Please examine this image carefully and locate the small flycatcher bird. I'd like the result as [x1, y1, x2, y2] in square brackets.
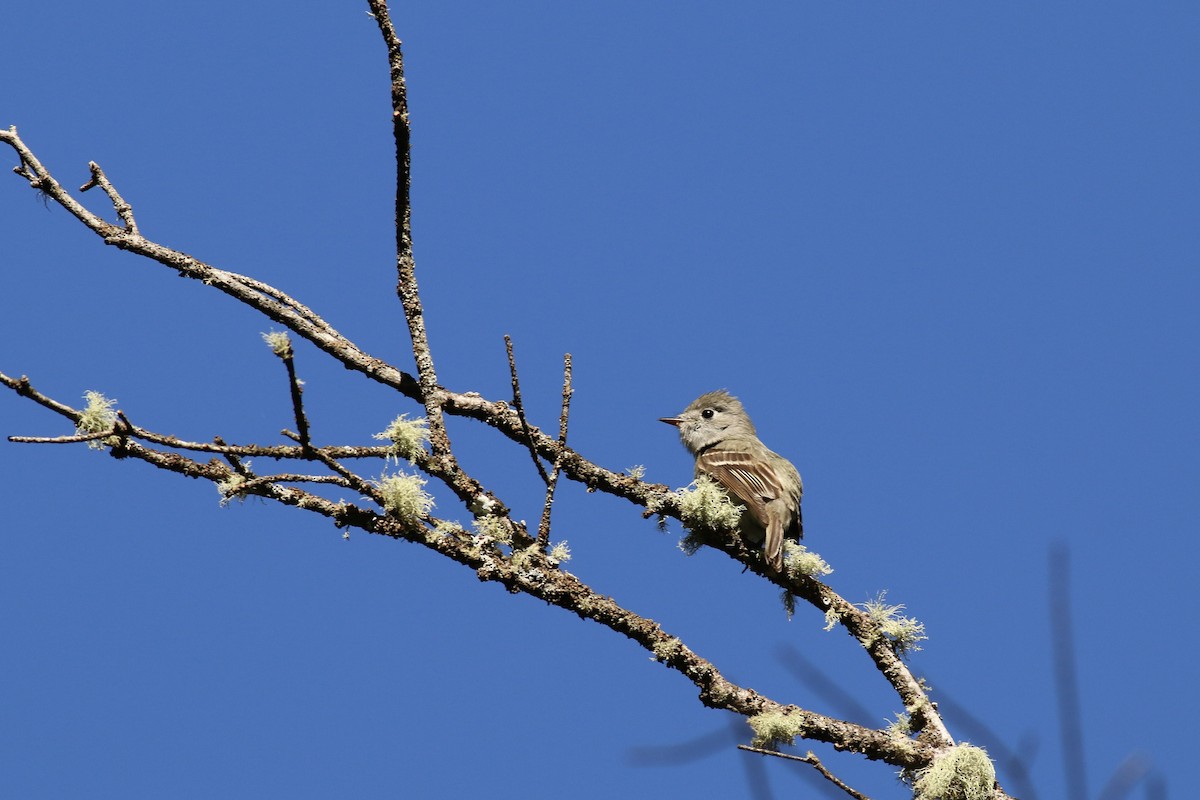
[660, 390, 803, 574]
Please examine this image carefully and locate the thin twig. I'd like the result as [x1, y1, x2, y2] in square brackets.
[738, 746, 871, 800]
[9, 430, 113, 445]
[212, 435, 253, 478]
[228, 272, 342, 339]
[282, 429, 385, 508]
[79, 161, 138, 234]
[0, 128, 619, 519]
[0, 128, 411, 405]
[537, 353, 573, 547]
[282, 352, 312, 451]
[505, 335, 550, 485]
[232, 473, 356, 495]
[366, 0, 452, 460]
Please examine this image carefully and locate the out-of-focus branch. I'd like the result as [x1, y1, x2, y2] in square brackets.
[1051, 544, 1089, 800]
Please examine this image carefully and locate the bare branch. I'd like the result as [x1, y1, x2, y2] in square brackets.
[297, 434, 388, 509]
[365, 0, 452, 458]
[537, 353, 573, 547]
[738, 746, 871, 800]
[1, 126, 117, 234]
[9, 430, 115, 445]
[279, 343, 313, 451]
[79, 161, 138, 234]
[2, 127, 646, 521]
[231, 473, 357, 495]
[505, 334, 550, 485]
[0, 371, 85, 421]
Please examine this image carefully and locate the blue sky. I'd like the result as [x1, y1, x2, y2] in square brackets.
[2, 3, 1195, 798]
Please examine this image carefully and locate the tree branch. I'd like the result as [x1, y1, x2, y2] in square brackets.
[738, 746, 871, 800]
[504, 334, 551, 485]
[365, 0, 452, 458]
[0, 370, 934, 771]
[537, 353, 573, 547]
[0, 4, 1021, 791]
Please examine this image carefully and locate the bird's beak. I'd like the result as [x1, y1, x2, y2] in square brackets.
[659, 416, 682, 427]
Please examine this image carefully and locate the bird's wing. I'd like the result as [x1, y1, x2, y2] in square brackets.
[695, 449, 782, 529]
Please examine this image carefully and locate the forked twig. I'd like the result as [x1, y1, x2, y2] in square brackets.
[505, 335, 550, 485]
[537, 354, 573, 547]
[80, 161, 138, 234]
[738, 746, 870, 800]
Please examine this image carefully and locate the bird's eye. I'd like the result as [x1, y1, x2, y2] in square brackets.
[701, 409, 714, 419]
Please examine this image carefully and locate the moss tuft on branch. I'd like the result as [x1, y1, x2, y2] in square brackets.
[912, 744, 996, 800]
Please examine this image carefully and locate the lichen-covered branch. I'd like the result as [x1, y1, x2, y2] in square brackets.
[0, 121, 954, 771]
[0, 2, 1019, 792]
[0, 370, 936, 772]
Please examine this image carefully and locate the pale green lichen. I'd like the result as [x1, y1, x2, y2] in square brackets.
[510, 544, 539, 570]
[783, 540, 833, 579]
[217, 472, 248, 506]
[886, 712, 913, 739]
[76, 390, 118, 449]
[373, 413, 430, 463]
[651, 637, 682, 662]
[823, 605, 841, 632]
[676, 475, 743, 531]
[675, 476, 745, 556]
[548, 540, 571, 564]
[862, 591, 927, 656]
[472, 514, 512, 546]
[373, 472, 434, 521]
[747, 710, 805, 748]
[625, 465, 646, 480]
[913, 744, 996, 800]
[706, 683, 734, 705]
[261, 330, 292, 357]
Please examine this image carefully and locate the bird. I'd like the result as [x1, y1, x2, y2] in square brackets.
[660, 390, 803, 574]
